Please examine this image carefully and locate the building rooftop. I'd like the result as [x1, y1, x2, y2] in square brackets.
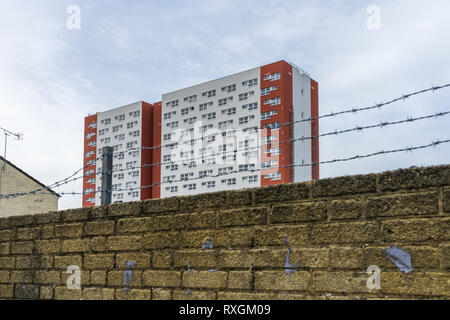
[0, 156, 61, 198]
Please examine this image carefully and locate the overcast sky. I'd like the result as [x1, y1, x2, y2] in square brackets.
[1, 0, 449, 210]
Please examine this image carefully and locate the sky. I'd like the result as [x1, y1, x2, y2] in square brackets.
[0, 0, 449, 210]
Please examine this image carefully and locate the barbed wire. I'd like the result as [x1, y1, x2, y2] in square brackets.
[91, 110, 450, 175]
[2, 84, 449, 200]
[2, 138, 448, 199]
[109, 83, 450, 154]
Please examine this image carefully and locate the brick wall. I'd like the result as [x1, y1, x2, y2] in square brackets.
[0, 164, 448, 300]
[0, 159, 59, 218]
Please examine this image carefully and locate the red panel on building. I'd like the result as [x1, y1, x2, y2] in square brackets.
[141, 102, 153, 201]
[310, 79, 319, 180]
[151, 102, 162, 199]
[82, 114, 97, 207]
[260, 60, 293, 186]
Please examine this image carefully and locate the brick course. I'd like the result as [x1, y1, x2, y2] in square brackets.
[0, 164, 448, 299]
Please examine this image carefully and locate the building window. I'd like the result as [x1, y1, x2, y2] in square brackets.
[243, 126, 258, 133]
[199, 170, 213, 178]
[221, 178, 236, 185]
[218, 97, 233, 106]
[239, 91, 254, 101]
[114, 173, 124, 180]
[181, 106, 195, 115]
[128, 191, 139, 198]
[265, 147, 281, 155]
[261, 110, 278, 120]
[261, 86, 278, 96]
[163, 175, 175, 183]
[85, 151, 95, 158]
[242, 102, 258, 110]
[126, 161, 137, 169]
[264, 122, 281, 130]
[164, 111, 176, 119]
[239, 115, 255, 124]
[87, 122, 97, 129]
[261, 136, 278, 144]
[180, 173, 194, 181]
[202, 90, 216, 97]
[163, 155, 171, 162]
[262, 160, 278, 168]
[126, 181, 137, 188]
[115, 134, 125, 140]
[222, 107, 236, 116]
[218, 167, 233, 175]
[86, 132, 96, 140]
[128, 170, 139, 177]
[114, 152, 125, 160]
[111, 184, 121, 192]
[112, 163, 123, 171]
[167, 100, 179, 107]
[98, 128, 109, 135]
[221, 84, 236, 92]
[165, 164, 178, 171]
[184, 161, 196, 168]
[200, 124, 213, 132]
[183, 95, 197, 103]
[163, 133, 173, 141]
[264, 72, 281, 81]
[239, 164, 256, 171]
[127, 121, 138, 129]
[199, 102, 213, 111]
[126, 141, 138, 149]
[183, 183, 196, 190]
[264, 97, 281, 106]
[202, 112, 216, 120]
[242, 78, 258, 87]
[87, 141, 97, 147]
[165, 186, 178, 193]
[264, 172, 282, 181]
[129, 130, 140, 137]
[218, 120, 233, 129]
[115, 114, 125, 121]
[166, 121, 179, 129]
[129, 150, 139, 157]
[201, 181, 216, 188]
[243, 175, 258, 183]
[112, 125, 123, 132]
[129, 110, 140, 117]
[184, 117, 197, 125]
[101, 118, 111, 125]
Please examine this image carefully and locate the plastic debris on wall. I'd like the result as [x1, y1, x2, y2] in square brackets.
[383, 245, 413, 274]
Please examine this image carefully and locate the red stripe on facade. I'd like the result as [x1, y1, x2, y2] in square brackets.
[141, 102, 153, 201]
[82, 114, 97, 207]
[260, 60, 293, 186]
[151, 102, 162, 199]
[310, 79, 319, 180]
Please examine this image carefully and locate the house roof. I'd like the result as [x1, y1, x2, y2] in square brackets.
[0, 156, 61, 198]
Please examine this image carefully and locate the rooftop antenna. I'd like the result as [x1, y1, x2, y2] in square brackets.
[0, 126, 23, 170]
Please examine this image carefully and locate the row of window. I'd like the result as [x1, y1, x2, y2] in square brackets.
[163, 96, 280, 130]
[164, 99, 262, 120]
[98, 121, 138, 136]
[163, 174, 261, 193]
[100, 110, 140, 125]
